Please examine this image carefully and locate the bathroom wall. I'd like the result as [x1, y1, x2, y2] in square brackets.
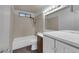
[14, 10, 35, 38]
[46, 6, 79, 30]
[35, 13, 43, 33]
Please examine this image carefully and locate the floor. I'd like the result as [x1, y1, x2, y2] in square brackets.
[13, 45, 37, 53]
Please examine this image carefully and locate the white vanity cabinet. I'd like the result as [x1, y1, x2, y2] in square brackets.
[43, 35, 79, 53]
[56, 41, 79, 53]
[43, 36, 55, 53]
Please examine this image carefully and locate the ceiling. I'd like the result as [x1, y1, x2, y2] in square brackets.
[14, 5, 51, 13]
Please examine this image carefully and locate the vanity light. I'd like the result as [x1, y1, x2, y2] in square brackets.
[43, 5, 67, 15]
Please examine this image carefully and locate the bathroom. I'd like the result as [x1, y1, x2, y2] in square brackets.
[0, 5, 79, 53]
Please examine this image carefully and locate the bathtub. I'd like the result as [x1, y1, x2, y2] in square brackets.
[12, 35, 37, 50]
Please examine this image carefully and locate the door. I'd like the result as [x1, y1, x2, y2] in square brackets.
[0, 6, 12, 52]
[56, 41, 65, 53]
[63, 43, 79, 53]
[56, 40, 79, 53]
[43, 36, 55, 53]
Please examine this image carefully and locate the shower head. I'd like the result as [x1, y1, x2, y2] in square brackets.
[29, 14, 34, 20]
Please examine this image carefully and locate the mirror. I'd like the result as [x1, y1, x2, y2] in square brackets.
[44, 5, 79, 32]
[45, 15, 59, 31]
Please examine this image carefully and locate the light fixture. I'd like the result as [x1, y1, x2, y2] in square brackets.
[43, 5, 67, 15]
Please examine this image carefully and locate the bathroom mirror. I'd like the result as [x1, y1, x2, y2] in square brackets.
[45, 15, 59, 31]
[45, 5, 79, 32]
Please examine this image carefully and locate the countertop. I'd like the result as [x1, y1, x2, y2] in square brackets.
[37, 32, 43, 37]
[44, 31, 79, 48]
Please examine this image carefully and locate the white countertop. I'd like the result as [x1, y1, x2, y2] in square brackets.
[44, 31, 79, 48]
[37, 32, 43, 37]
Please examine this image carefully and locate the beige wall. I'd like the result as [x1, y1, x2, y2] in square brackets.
[45, 16, 59, 30]
[35, 14, 43, 33]
[14, 10, 35, 38]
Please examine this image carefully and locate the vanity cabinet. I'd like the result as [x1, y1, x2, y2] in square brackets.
[43, 36, 55, 53]
[43, 36, 79, 53]
[56, 41, 79, 53]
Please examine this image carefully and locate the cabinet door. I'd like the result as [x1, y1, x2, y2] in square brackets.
[63, 43, 79, 53]
[43, 36, 55, 53]
[56, 41, 65, 53]
[56, 41, 79, 53]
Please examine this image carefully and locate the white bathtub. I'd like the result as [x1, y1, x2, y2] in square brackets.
[12, 35, 37, 50]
